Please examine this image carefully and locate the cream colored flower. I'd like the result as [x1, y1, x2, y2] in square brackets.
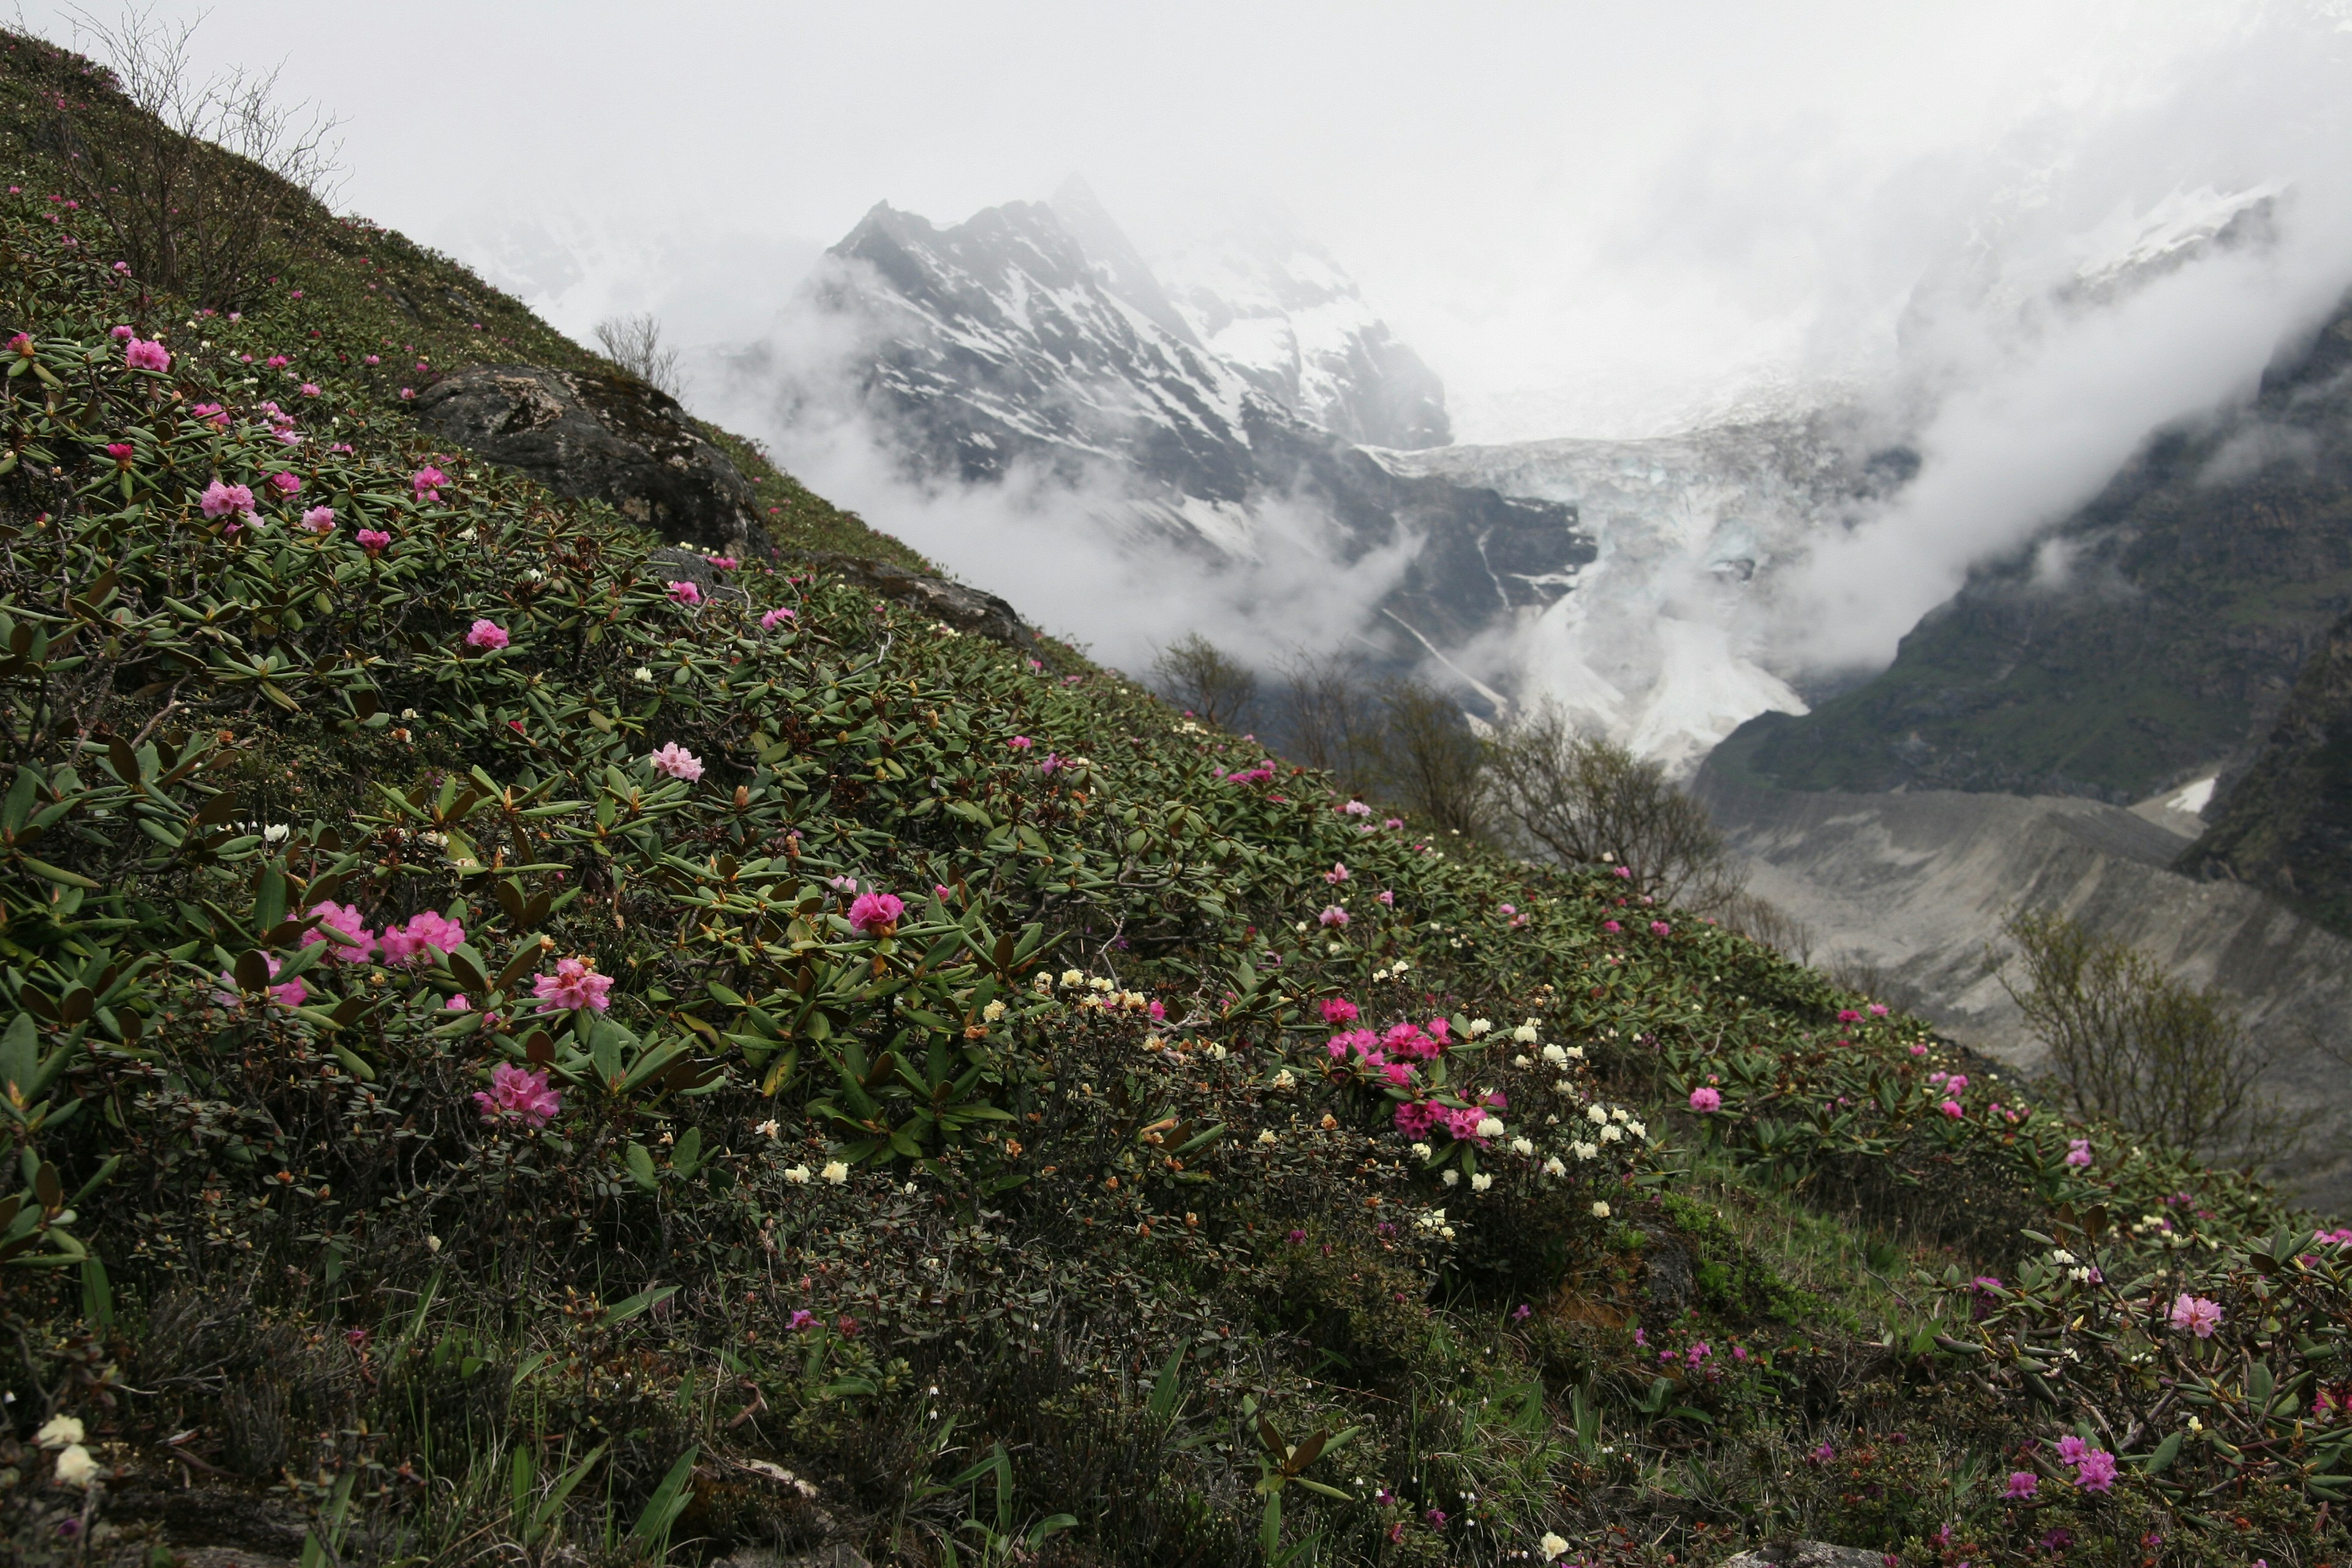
[1257, 1130, 1278, 1146]
[1469, 1172, 1493, 1193]
[1270, 1069, 1295, 1090]
[34, 1415, 83, 1450]
[1510, 1137, 1536, 1156]
[756, 1119, 781, 1138]
[1591, 1201, 1610, 1219]
[55, 1444, 97, 1487]
[981, 999, 1007, 1022]
[1541, 1156, 1567, 1177]
[784, 1164, 811, 1184]
[821, 1160, 850, 1185]
[1474, 1116, 1505, 1139]
[1542, 1532, 1570, 1560]
[1541, 1042, 1569, 1065]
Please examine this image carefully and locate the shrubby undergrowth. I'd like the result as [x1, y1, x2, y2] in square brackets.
[0, 26, 2346, 1568]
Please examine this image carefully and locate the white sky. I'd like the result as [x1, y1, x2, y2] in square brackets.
[16, 0, 2299, 441]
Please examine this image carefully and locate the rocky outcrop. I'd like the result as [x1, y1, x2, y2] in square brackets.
[2185, 606, 2352, 937]
[809, 552, 1039, 648]
[412, 364, 768, 559]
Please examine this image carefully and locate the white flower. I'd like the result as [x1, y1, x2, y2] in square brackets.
[1571, 1140, 1598, 1161]
[903, 1180, 918, 1196]
[1542, 1532, 1570, 1560]
[785, 1164, 811, 1184]
[1470, 1172, 1493, 1193]
[1591, 1200, 1611, 1219]
[1271, 1069, 1295, 1090]
[1416, 1208, 1446, 1230]
[1410, 1141, 1433, 1159]
[1599, 1123, 1623, 1144]
[1587, 1104, 1610, 1125]
[1441, 1170, 1460, 1187]
[1609, 1106, 1629, 1123]
[1563, 1044, 1585, 1059]
[756, 1119, 781, 1138]
[1541, 1156, 1566, 1177]
[1372, 967, 1389, 981]
[54, 1444, 97, 1488]
[1555, 1079, 1576, 1093]
[1624, 1120, 1646, 1140]
[1208, 1043, 1229, 1061]
[262, 823, 291, 844]
[1258, 1129, 1278, 1146]
[1510, 1137, 1535, 1156]
[1391, 959, 1410, 973]
[821, 1161, 850, 1185]
[1515, 1025, 1542, 1045]
[1439, 1224, 1455, 1239]
[1468, 1018, 1492, 1037]
[2051, 1248, 2076, 1265]
[1540, 1042, 1568, 1064]
[633, 666, 654, 682]
[1513, 1054, 1533, 1068]
[34, 1415, 83, 1450]
[1088, 975, 1114, 992]
[425, 1234, 442, 1253]
[1060, 968, 1084, 987]
[982, 999, 1006, 1022]
[1474, 1117, 1505, 1139]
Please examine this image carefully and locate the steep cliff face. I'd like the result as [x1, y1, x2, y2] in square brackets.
[2184, 606, 2352, 935]
[1719, 295, 2352, 802]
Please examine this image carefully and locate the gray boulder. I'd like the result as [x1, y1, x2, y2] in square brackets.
[809, 552, 1039, 650]
[411, 364, 767, 559]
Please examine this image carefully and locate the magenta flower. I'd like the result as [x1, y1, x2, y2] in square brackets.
[2071, 1450, 2117, 1493]
[1837, 1008, 1862, 1023]
[473, 1064, 561, 1128]
[123, 337, 170, 371]
[104, 440, 134, 467]
[357, 528, 391, 555]
[532, 957, 614, 1013]
[364, 353, 380, 365]
[1810, 1442, 1835, 1464]
[464, 619, 509, 650]
[2005, 1471, 2039, 1500]
[266, 471, 300, 496]
[1147, 998, 1166, 1021]
[760, 606, 796, 630]
[266, 355, 290, 369]
[1324, 861, 1350, 884]
[200, 480, 254, 519]
[1869, 1003, 1889, 1016]
[1341, 799, 1371, 816]
[1318, 905, 1349, 929]
[412, 464, 448, 502]
[302, 900, 375, 963]
[666, 580, 703, 606]
[704, 554, 739, 570]
[109, 323, 134, 339]
[1649, 921, 1671, 937]
[1008, 735, 1033, 750]
[1321, 998, 1360, 1025]
[1602, 919, 1621, 933]
[2169, 1294, 2223, 1338]
[299, 382, 320, 397]
[2056, 1435, 2087, 1465]
[2065, 1138, 2093, 1168]
[1940, 1099, 1964, 1119]
[295, 505, 334, 534]
[1689, 1086, 1722, 1113]
[649, 742, 703, 781]
[1611, 865, 1632, 880]
[379, 910, 466, 967]
[848, 891, 905, 937]
[787, 1309, 816, 1330]
[1376, 889, 1393, 907]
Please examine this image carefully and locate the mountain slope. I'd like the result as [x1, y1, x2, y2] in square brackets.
[1716, 291, 2352, 802]
[2184, 605, 2352, 933]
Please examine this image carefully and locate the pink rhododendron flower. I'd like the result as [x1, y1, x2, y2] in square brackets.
[1940, 1099, 1964, 1118]
[266, 355, 290, 369]
[1376, 889, 1394, 907]
[464, 619, 509, 650]
[760, 606, 796, 630]
[200, 480, 254, 518]
[1007, 735, 1033, 750]
[1324, 862, 1349, 884]
[1341, 799, 1371, 816]
[1810, 1443, 1835, 1464]
[1039, 753, 1065, 775]
[364, 353, 380, 365]
[848, 891, 905, 937]
[1611, 864, 1632, 879]
[104, 440, 134, 467]
[356, 529, 391, 555]
[2071, 1450, 2117, 1493]
[473, 1064, 561, 1128]
[2170, 1294, 2223, 1338]
[1317, 905, 1349, 929]
[300, 382, 320, 397]
[266, 471, 300, 496]
[666, 580, 703, 606]
[1321, 998, 1360, 1025]
[649, 742, 703, 780]
[1837, 1008, 1863, 1023]
[1947, 1074, 1969, 1091]
[704, 554, 739, 570]
[1383, 817, 1402, 830]
[299, 505, 336, 533]
[2065, 1138, 2093, 1167]
[1689, 1086, 1722, 1113]
[1869, 1003, 1889, 1016]
[411, 465, 447, 502]
[532, 957, 614, 1012]
[2056, 1436, 2088, 1466]
[123, 337, 170, 371]
[1147, 999, 1166, 1021]
[2005, 1471, 2038, 1500]
[1393, 1100, 1440, 1138]
[379, 911, 465, 966]
[109, 323, 134, 339]
[302, 900, 375, 963]
[1650, 921, 1671, 937]
[1602, 919, 1621, 933]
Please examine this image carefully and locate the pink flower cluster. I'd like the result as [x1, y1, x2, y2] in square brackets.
[760, 606, 796, 631]
[532, 957, 614, 1012]
[1689, 1086, 1722, 1113]
[2169, 1293, 2223, 1338]
[412, 465, 448, 503]
[1317, 905, 1348, 929]
[2055, 1435, 2117, 1493]
[2064, 1137, 2093, 1167]
[473, 1064, 561, 1128]
[303, 900, 375, 963]
[123, 337, 170, 372]
[667, 580, 703, 606]
[649, 742, 703, 780]
[848, 891, 905, 937]
[1223, 763, 1276, 785]
[379, 910, 465, 966]
[465, 619, 508, 650]
[213, 952, 306, 1009]
[200, 480, 255, 519]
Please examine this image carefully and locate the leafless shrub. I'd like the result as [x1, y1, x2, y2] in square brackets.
[1714, 889, 1813, 966]
[1999, 910, 2310, 1167]
[1482, 703, 1738, 907]
[594, 311, 685, 399]
[1273, 646, 1385, 788]
[53, 6, 345, 310]
[1150, 631, 1257, 732]
[1372, 677, 1486, 835]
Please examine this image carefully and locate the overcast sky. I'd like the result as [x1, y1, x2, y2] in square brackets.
[18, 0, 2318, 441]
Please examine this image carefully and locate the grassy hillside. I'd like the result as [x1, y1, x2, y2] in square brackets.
[0, 28, 2348, 1568]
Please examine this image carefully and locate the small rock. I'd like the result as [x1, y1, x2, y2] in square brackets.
[412, 365, 767, 559]
[807, 552, 1038, 648]
[1720, 1543, 1888, 1568]
[712, 1547, 870, 1568]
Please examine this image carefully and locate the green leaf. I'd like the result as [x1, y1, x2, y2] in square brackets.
[624, 1142, 659, 1191]
[627, 1446, 699, 1546]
